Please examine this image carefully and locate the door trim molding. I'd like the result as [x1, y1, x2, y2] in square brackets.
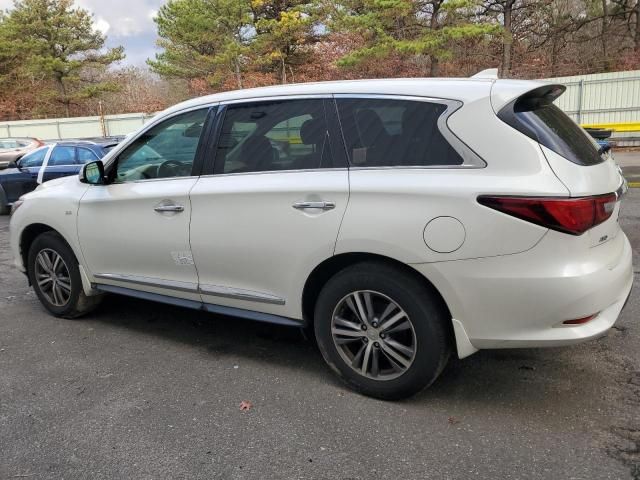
[94, 284, 301, 327]
[199, 284, 286, 305]
[94, 273, 199, 293]
[94, 273, 286, 305]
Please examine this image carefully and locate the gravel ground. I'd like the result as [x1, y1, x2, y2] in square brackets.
[0, 191, 638, 480]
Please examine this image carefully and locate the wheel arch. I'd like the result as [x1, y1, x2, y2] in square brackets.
[302, 252, 456, 344]
[20, 223, 71, 277]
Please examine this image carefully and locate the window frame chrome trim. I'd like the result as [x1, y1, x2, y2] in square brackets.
[218, 94, 333, 106]
[332, 93, 486, 169]
[198, 167, 348, 179]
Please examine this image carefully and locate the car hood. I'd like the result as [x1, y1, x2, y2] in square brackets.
[39, 175, 79, 190]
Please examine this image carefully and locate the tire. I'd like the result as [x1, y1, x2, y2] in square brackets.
[27, 232, 103, 318]
[314, 262, 451, 400]
[0, 187, 9, 215]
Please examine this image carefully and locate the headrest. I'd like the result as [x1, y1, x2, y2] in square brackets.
[300, 119, 325, 146]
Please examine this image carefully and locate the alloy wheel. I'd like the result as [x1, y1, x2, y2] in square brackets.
[34, 248, 72, 307]
[331, 290, 417, 381]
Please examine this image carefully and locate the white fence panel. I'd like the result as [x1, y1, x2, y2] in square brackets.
[543, 70, 640, 125]
[0, 112, 156, 140]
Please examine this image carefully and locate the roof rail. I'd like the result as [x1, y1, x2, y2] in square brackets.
[471, 68, 499, 79]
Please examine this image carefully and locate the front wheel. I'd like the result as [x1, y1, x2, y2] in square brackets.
[314, 262, 451, 400]
[27, 232, 103, 318]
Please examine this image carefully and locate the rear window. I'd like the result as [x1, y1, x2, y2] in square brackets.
[499, 87, 604, 166]
[336, 98, 463, 167]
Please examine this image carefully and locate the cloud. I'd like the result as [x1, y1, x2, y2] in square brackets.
[0, 0, 163, 66]
[94, 17, 110, 35]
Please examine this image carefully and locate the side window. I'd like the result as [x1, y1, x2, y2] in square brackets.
[214, 99, 333, 174]
[48, 146, 76, 166]
[115, 108, 208, 182]
[336, 98, 463, 167]
[20, 147, 48, 167]
[77, 147, 99, 164]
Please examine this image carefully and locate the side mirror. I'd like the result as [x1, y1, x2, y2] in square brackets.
[80, 160, 105, 185]
[7, 160, 18, 169]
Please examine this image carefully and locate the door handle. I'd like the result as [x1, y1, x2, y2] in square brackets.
[154, 204, 185, 213]
[292, 201, 336, 211]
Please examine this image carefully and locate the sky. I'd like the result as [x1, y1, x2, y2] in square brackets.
[0, 0, 164, 66]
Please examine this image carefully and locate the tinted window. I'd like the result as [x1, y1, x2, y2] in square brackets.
[215, 99, 333, 174]
[115, 109, 207, 182]
[78, 147, 99, 163]
[20, 147, 48, 167]
[336, 99, 463, 167]
[48, 146, 76, 166]
[502, 101, 603, 166]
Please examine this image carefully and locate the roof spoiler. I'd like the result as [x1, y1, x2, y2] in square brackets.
[491, 81, 565, 113]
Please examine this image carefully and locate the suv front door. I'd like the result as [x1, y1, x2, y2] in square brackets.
[189, 98, 349, 319]
[77, 107, 212, 301]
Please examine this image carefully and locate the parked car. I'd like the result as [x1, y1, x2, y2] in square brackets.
[0, 140, 119, 214]
[0, 137, 44, 169]
[9, 79, 633, 399]
[585, 127, 614, 153]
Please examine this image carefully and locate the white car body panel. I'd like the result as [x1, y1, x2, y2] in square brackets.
[189, 170, 349, 318]
[10, 176, 89, 272]
[541, 146, 624, 196]
[8, 77, 633, 361]
[76, 178, 201, 302]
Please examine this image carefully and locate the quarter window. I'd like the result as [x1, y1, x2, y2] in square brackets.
[214, 99, 333, 174]
[336, 98, 463, 167]
[115, 108, 208, 182]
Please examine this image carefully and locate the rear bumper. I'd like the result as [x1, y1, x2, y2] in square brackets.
[412, 230, 634, 354]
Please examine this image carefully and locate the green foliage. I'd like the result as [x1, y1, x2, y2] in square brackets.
[331, 0, 500, 74]
[148, 0, 253, 88]
[149, 0, 321, 86]
[251, 0, 320, 83]
[0, 0, 124, 115]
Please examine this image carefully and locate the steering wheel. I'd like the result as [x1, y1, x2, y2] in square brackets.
[157, 160, 187, 178]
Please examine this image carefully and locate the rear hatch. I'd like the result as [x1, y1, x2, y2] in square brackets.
[494, 83, 626, 247]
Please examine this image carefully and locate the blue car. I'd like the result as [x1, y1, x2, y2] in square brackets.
[0, 140, 120, 214]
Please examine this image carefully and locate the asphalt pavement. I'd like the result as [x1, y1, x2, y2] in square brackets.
[0, 186, 639, 479]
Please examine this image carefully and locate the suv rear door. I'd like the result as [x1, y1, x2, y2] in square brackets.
[495, 84, 626, 247]
[189, 97, 349, 319]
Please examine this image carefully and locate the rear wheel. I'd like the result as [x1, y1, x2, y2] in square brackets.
[314, 262, 451, 400]
[27, 232, 103, 318]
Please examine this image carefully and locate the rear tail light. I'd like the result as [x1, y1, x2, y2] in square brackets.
[477, 193, 617, 235]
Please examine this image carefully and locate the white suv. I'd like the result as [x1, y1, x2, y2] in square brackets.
[9, 78, 633, 399]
